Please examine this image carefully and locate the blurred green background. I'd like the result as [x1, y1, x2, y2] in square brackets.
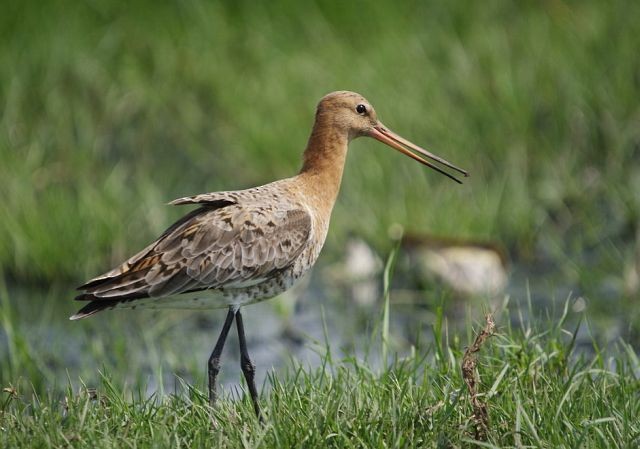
[0, 0, 639, 392]
[1, 0, 638, 283]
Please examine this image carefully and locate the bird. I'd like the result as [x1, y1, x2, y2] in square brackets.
[71, 91, 468, 419]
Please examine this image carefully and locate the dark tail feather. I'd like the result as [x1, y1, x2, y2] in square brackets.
[69, 299, 121, 320]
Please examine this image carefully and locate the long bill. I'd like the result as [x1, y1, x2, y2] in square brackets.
[367, 124, 469, 184]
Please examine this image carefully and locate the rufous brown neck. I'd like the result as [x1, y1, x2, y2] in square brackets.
[297, 116, 350, 215]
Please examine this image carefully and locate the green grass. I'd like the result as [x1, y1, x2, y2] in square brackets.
[1, 252, 638, 447]
[1, 0, 639, 284]
[1, 301, 639, 448]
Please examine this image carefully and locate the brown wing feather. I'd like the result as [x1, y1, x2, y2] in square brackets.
[76, 200, 312, 303]
[77, 204, 231, 290]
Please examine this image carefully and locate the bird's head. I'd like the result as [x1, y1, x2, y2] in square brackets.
[316, 91, 468, 183]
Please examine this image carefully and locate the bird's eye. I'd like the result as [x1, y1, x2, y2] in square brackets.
[356, 104, 367, 115]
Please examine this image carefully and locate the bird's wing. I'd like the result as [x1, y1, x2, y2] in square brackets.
[76, 200, 312, 302]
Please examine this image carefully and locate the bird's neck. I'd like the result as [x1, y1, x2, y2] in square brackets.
[297, 122, 349, 214]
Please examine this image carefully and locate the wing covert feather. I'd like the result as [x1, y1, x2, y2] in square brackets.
[78, 202, 313, 301]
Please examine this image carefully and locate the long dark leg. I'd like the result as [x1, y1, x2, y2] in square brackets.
[235, 309, 262, 420]
[208, 307, 235, 407]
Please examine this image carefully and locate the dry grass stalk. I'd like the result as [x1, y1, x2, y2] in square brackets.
[461, 313, 496, 441]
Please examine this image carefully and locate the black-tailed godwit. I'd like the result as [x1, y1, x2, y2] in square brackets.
[71, 91, 468, 418]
